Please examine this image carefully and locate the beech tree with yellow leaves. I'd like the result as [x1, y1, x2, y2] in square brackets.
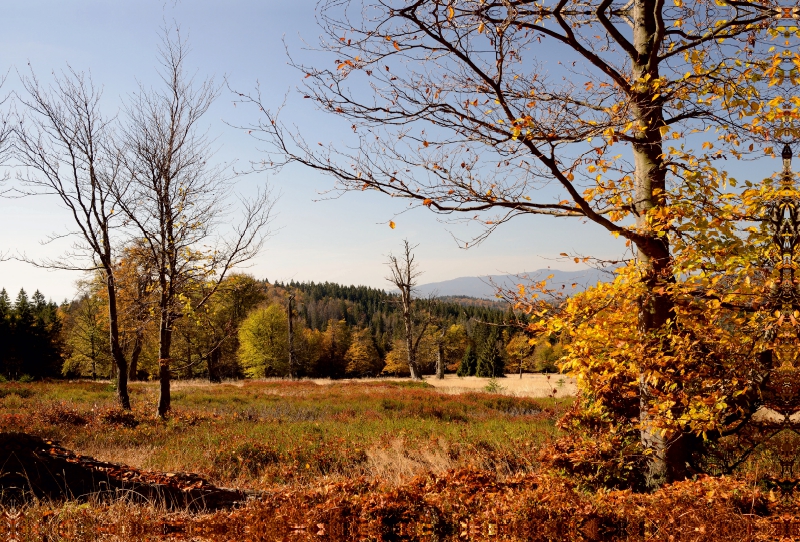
[236, 0, 797, 484]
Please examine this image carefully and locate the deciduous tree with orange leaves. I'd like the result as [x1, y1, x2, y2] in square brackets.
[238, 0, 797, 485]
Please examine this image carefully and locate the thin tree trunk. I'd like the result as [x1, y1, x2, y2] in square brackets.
[157, 291, 173, 417]
[403, 307, 422, 379]
[107, 274, 130, 410]
[128, 332, 143, 381]
[288, 294, 295, 379]
[436, 338, 445, 380]
[90, 335, 97, 381]
[208, 347, 222, 383]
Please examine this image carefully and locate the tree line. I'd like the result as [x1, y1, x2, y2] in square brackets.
[0, 289, 61, 380]
[1, 274, 562, 383]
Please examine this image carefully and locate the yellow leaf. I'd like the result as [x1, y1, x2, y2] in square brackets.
[448, 6, 455, 19]
[393, 41, 400, 51]
[389, 221, 396, 229]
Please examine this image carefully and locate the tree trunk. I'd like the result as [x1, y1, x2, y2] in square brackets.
[128, 332, 143, 381]
[403, 307, 422, 380]
[157, 296, 173, 418]
[106, 274, 130, 410]
[436, 341, 445, 379]
[288, 294, 295, 379]
[90, 335, 97, 381]
[629, 0, 688, 486]
[208, 347, 222, 383]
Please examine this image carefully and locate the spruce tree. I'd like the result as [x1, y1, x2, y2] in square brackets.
[0, 290, 10, 379]
[457, 345, 477, 377]
[476, 328, 505, 378]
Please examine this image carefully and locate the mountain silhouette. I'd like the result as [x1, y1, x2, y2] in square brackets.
[410, 268, 612, 299]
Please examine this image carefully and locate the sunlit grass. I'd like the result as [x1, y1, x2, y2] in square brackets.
[1, 379, 571, 489]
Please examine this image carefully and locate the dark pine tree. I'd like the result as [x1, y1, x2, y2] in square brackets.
[0, 289, 11, 379]
[2, 289, 63, 380]
[457, 345, 477, 377]
[476, 326, 505, 377]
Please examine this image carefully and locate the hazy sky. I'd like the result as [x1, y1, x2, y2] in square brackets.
[0, 0, 771, 302]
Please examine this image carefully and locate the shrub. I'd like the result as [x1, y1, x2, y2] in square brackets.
[97, 407, 139, 428]
[213, 442, 281, 478]
[36, 402, 88, 426]
[0, 386, 35, 399]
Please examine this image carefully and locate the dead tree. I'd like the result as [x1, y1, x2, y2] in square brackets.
[15, 68, 132, 409]
[386, 240, 430, 380]
[117, 30, 274, 417]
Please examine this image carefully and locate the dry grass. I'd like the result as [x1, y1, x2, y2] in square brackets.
[1, 379, 570, 491]
[422, 373, 577, 396]
[4, 380, 792, 541]
[306, 373, 577, 397]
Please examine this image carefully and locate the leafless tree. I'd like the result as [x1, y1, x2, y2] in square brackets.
[386, 240, 431, 380]
[117, 30, 275, 417]
[14, 68, 133, 409]
[0, 75, 15, 258]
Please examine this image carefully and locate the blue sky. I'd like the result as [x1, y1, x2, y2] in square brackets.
[0, 0, 772, 302]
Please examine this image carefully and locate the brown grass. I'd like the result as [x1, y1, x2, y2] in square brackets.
[1, 379, 569, 490]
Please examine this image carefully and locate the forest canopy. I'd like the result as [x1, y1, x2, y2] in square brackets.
[3, 275, 550, 382]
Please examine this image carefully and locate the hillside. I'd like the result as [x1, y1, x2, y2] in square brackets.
[410, 268, 612, 299]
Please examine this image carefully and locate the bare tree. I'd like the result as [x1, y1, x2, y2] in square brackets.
[0, 75, 16, 257]
[386, 240, 430, 380]
[117, 30, 274, 417]
[15, 68, 133, 409]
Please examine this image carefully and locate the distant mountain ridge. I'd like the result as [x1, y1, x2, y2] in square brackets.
[412, 268, 611, 299]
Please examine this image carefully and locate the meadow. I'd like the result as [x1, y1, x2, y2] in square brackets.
[0, 380, 788, 541]
[1, 379, 569, 490]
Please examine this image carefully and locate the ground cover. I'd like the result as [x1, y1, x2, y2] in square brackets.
[3, 379, 795, 541]
[0, 379, 568, 490]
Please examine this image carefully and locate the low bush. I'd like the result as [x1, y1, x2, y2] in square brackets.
[97, 407, 140, 428]
[36, 402, 88, 427]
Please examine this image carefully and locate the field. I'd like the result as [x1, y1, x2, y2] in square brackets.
[0, 379, 787, 541]
[1, 378, 569, 490]
[314, 374, 579, 398]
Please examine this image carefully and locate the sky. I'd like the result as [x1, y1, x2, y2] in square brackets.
[0, 0, 774, 302]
